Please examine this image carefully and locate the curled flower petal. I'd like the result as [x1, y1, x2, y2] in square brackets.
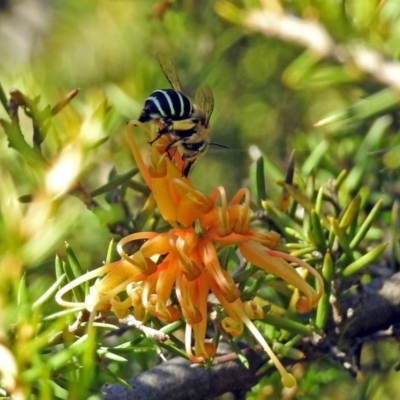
[110, 295, 132, 319]
[170, 229, 201, 280]
[201, 238, 240, 303]
[185, 325, 207, 363]
[176, 270, 202, 325]
[127, 283, 143, 306]
[239, 241, 319, 312]
[229, 188, 251, 234]
[117, 232, 160, 273]
[127, 283, 147, 320]
[267, 249, 324, 312]
[228, 204, 250, 234]
[171, 179, 214, 227]
[140, 233, 172, 257]
[198, 188, 228, 234]
[94, 261, 143, 294]
[56, 259, 146, 309]
[142, 264, 180, 322]
[155, 256, 178, 311]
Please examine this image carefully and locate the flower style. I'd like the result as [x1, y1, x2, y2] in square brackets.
[56, 121, 324, 388]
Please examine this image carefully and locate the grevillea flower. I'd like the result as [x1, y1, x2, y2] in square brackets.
[56, 122, 324, 388]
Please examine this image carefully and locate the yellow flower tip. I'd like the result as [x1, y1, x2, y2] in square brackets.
[244, 300, 264, 320]
[221, 316, 244, 336]
[228, 205, 250, 234]
[213, 208, 233, 237]
[281, 372, 297, 388]
[127, 284, 143, 306]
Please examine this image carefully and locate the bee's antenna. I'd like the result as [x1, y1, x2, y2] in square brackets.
[209, 142, 229, 149]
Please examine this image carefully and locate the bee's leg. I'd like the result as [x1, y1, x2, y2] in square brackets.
[165, 138, 182, 158]
[148, 120, 171, 145]
[148, 134, 162, 145]
[158, 124, 172, 134]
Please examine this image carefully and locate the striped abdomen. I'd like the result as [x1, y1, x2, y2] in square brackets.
[138, 89, 194, 123]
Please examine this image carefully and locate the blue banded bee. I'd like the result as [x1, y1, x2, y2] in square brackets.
[138, 52, 223, 176]
[138, 88, 194, 129]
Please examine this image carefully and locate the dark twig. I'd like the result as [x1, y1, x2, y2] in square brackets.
[102, 346, 265, 400]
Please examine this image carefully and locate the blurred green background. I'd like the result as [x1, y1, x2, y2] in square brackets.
[2, 0, 400, 399]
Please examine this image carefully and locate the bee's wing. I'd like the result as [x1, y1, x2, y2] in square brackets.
[156, 52, 183, 92]
[195, 85, 214, 126]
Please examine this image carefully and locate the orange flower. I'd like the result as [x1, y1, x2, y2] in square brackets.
[56, 121, 324, 388]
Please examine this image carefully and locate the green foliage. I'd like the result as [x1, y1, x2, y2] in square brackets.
[1, 0, 400, 399]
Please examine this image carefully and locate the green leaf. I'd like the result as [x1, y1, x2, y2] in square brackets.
[0, 81, 8, 111]
[315, 88, 400, 129]
[310, 210, 327, 253]
[341, 242, 388, 277]
[90, 167, 139, 197]
[350, 198, 383, 249]
[262, 314, 312, 335]
[390, 201, 400, 267]
[315, 252, 333, 330]
[329, 217, 354, 262]
[339, 195, 361, 230]
[33, 274, 66, 309]
[256, 156, 266, 205]
[65, 242, 84, 279]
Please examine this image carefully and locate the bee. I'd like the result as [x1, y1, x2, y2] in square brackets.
[138, 52, 220, 176]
